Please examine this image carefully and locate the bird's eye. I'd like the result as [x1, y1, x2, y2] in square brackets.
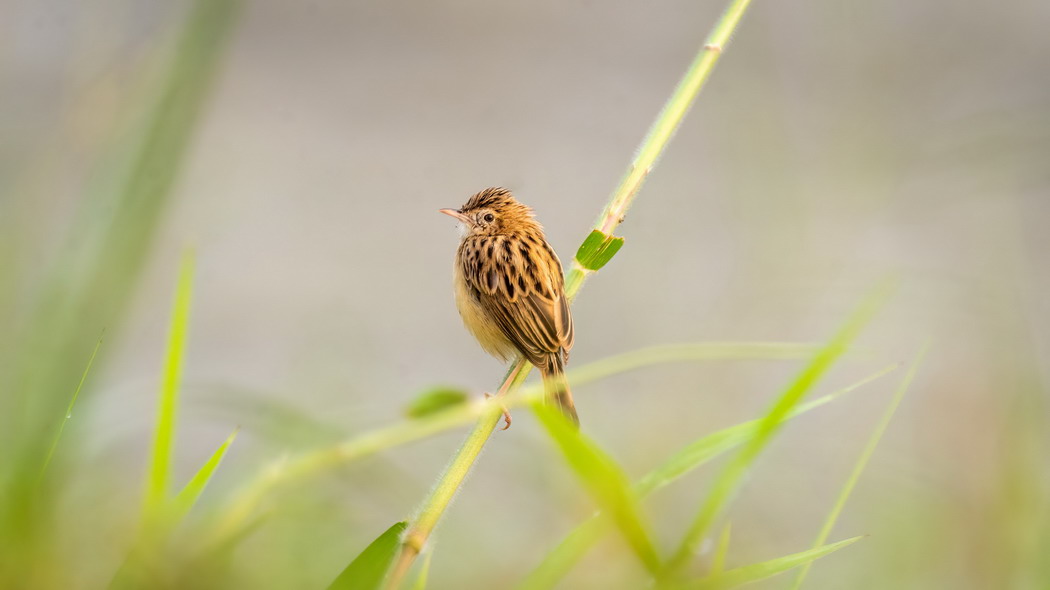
[483, 213, 495, 223]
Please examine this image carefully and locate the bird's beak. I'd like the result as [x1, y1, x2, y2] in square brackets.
[439, 208, 472, 224]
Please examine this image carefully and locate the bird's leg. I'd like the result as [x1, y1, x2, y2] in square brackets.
[483, 360, 525, 431]
[484, 392, 513, 430]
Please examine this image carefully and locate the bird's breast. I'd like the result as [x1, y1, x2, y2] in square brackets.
[452, 257, 516, 362]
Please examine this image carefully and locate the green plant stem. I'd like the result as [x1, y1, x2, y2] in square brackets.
[385, 362, 527, 588]
[591, 0, 752, 238]
[384, 3, 754, 585]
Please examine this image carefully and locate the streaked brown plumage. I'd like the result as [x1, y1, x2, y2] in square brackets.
[440, 187, 578, 426]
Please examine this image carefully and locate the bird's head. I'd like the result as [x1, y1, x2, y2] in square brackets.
[439, 187, 538, 237]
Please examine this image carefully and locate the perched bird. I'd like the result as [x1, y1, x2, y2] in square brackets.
[440, 188, 578, 427]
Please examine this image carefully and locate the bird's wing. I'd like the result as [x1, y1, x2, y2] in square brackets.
[463, 236, 573, 369]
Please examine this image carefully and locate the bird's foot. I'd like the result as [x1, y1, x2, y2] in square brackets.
[484, 392, 513, 430]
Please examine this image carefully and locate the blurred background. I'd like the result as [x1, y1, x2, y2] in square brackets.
[1, 0, 1047, 588]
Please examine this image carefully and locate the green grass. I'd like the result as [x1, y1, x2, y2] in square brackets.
[788, 345, 929, 589]
[659, 285, 890, 581]
[144, 249, 196, 519]
[517, 365, 897, 590]
[533, 403, 662, 573]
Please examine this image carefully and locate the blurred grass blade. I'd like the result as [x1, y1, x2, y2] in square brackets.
[144, 250, 195, 517]
[411, 551, 433, 590]
[405, 386, 469, 419]
[567, 343, 818, 387]
[517, 365, 895, 590]
[710, 523, 731, 575]
[39, 332, 105, 478]
[789, 345, 928, 590]
[516, 512, 608, 590]
[636, 365, 896, 496]
[690, 537, 862, 589]
[327, 521, 408, 590]
[532, 403, 661, 573]
[172, 428, 239, 521]
[661, 287, 890, 579]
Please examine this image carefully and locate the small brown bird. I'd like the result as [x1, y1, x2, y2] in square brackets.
[440, 188, 578, 427]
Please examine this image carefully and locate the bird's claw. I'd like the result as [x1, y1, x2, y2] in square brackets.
[484, 392, 513, 430]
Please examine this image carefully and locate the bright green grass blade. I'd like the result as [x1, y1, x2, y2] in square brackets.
[689, 537, 862, 589]
[789, 345, 928, 590]
[411, 550, 433, 590]
[327, 521, 408, 590]
[39, 331, 104, 478]
[144, 249, 195, 517]
[661, 286, 890, 579]
[533, 403, 661, 573]
[710, 523, 731, 575]
[172, 428, 239, 521]
[516, 366, 895, 590]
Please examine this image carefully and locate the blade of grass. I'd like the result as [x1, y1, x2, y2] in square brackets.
[172, 428, 239, 521]
[328, 521, 408, 590]
[212, 342, 819, 545]
[533, 403, 661, 573]
[788, 344, 928, 589]
[516, 365, 896, 590]
[636, 365, 897, 496]
[38, 331, 105, 478]
[660, 286, 891, 580]
[691, 537, 862, 590]
[144, 249, 195, 518]
[710, 524, 731, 576]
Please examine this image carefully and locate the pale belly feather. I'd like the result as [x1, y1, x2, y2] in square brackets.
[453, 262, 517, 362]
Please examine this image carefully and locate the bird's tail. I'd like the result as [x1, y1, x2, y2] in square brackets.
[542, 353, 579, 427]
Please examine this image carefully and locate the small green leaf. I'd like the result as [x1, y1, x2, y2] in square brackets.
[405, 386, 469, 419]
[574, 230, 624, 271]
[690, 536, 862, 589]
[172, 428, 239, 520]
[574, 230, 605, 262]
[328, 521, 408, 590]
[144, 249, 195, 518]
[533, 403, 660, 573]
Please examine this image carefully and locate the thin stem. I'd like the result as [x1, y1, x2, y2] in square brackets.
[384, 1, 754, 584]
[591, 0, 752, 239]
[385, 362, 528, 589]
